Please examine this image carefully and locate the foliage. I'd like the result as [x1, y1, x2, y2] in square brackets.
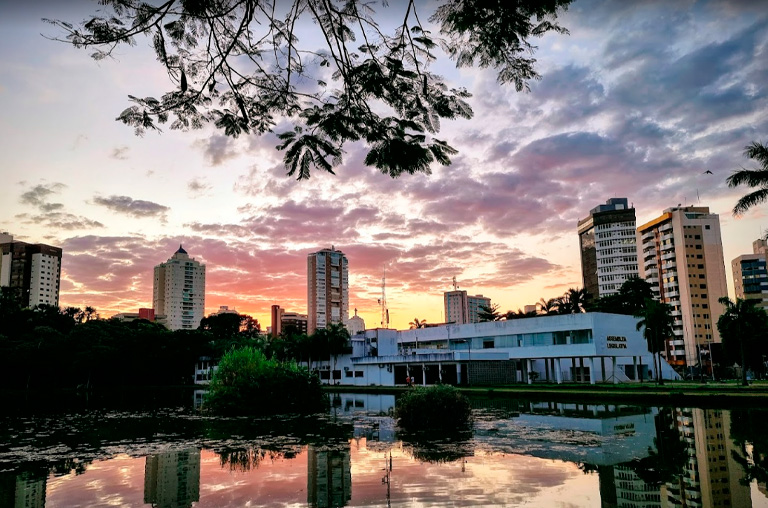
[635, 298, 675, 385]
[409, 317, 427, 329]
[588, 277, 654, 315]
[556, 287, 588, 314]
[47, 0, 571, 179]
[204, 347, 327, 416]
[477, 303, 501, 322]
[727, 141, 768, 215]
[717, 297, 768, 386]
[395, 384, 472, 431]
[626, 408, 688, 486]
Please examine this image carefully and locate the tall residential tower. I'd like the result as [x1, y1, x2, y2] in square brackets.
[153, 245, 206, 330]
[577, 198, 638, 300]
[307, 247, 348, 333]
[444, 290, 491, 324]
[0, 233, 62, 308]
[637, 206, 727, 369]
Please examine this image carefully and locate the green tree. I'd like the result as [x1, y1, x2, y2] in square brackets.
[325, 323, 350, 377]
[727, 141, 768, 215]
[477, 303, 501, 322]
[48, 0, 571, 179]
[717, 297, 768, 386]
[537, 297, 558, 315]
[635, 298, 675, 385]
[556, 287, 588, 314]
[409, 317, 427, 329]
[589, 277, 653, 315]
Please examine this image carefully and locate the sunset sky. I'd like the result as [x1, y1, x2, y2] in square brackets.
[1, 0, 766, 331]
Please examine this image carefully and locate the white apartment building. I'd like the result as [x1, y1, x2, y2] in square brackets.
[732, 238, 768, 312]
[0, 234, 62, 308]
[444, 290, 491, 324]
[637, 206, 728, 369]
[307, 247, 348, 333]
[153, 245, 206, 330]
[578, 198, 639, 300]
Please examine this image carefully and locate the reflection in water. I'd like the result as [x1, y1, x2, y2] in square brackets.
[307, 445, 352, 508]
[2, 394, 768, 507]
[0, 471, 46, 508]
[144, 450, 201, 508]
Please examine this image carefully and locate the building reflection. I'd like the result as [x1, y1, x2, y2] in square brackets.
[0, 471, 46, 508]
[144, 449, 201, 508]
[307, 444, 352, 508]
[598, 408, 750, 508]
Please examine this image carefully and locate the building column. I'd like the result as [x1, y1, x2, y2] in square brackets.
[456, 363, 461, 385]
[588, 357, 595, 385]
[601, 357, 606, 383]
[555, 358, 562, 384]
[545, 359, 550, 382]
[526, 359, 533, 385]
[571, 358, 576, 382]
[438, 362, 442, 383]
[579, 358, 585, 383]
[633, 356, 638, 382]
[422, 363, 426, 386]
[611, 357, 617, 384]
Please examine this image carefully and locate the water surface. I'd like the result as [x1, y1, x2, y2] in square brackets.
[2, 391, 767, 507]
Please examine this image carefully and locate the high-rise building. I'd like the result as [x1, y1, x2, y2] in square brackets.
[307, 248, 348, 333]
[153, 245, 206, 330]
[577, 198, 639, 300]
[270, 304, 308, 337]
[0, 233, 62, 308]
[732, 238, 768, 312]
[637, 206, 728, 369]
[444, 290, 491, 324]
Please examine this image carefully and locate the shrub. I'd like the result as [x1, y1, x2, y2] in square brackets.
[395, 385, 472, 431]
[204, 347, 327, 416]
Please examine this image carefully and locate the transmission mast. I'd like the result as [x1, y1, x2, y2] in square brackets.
[452, 275, 459, 291]
[380, 271, 389, 329]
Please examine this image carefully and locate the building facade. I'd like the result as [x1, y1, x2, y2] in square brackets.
[270, 304, 309, 337]
[153, 245, 206, 330]
[637, 206, 728, 369]
[577, 198, 639, 300]
[444, 290, 491, 324]
[307, 248, 348, 333]
[0, 234, 62, 308]
[732, 238, 768, 312]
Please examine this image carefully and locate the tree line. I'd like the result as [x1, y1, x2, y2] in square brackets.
[0, 288, 350, 390]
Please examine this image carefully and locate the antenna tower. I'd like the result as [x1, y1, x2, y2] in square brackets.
[452, 275, 459, 291]
[380, 271, 389, 328]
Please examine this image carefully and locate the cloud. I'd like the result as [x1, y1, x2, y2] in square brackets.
[92, 195, 170, 220]
[187, 177, 212, 197]
[20, 182, 66, 211]
[110, 146, 129, 160]
[16, 212, 103, 231]
[196, 134, 238, 166]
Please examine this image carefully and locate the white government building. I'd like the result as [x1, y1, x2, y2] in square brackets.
[316, 312, 679, 386]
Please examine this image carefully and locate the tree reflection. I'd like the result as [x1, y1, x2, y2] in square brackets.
[398, 429, 474, 463]
[626, 408, 688, 487]
[730, 408, 768, 486]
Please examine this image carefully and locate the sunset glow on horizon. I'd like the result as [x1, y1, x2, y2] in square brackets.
[1, 1, 766, 331]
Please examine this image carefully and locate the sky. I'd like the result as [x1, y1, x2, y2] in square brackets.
[1, 0, 766, 331]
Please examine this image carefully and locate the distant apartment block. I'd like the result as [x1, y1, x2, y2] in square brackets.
[732, 238, 768, 312]
[307, 247, 348, 333]
[444, 290, 491, 324]
[153, 245, 206, 331]
[270, 304, 309, 337]
[0, 233, 62, 308]
[637, 206, 728, 369]
[577, 198, 639, 300]
[111, 308, 164, 325]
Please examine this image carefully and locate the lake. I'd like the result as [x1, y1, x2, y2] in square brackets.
[1, 390, 767, 507]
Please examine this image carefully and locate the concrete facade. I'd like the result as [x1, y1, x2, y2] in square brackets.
[637, 206, 728, 369]
[578, 198, 639, 300]
[307, 248, 348, 333]
[732, 238, 768, 312]
[444, 290, 491, 324]
[153, 245, 206, 330]
[0, 234, 62, 308]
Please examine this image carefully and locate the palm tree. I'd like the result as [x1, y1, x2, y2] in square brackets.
[326, 323, 351, 379]
[727, 141, 768, 215]
[635, 299, 675, 385]
[717, 297, 768, 386]
[537, 298, 558, 315]
[409, 318, 427, 329]
[564, 288, 589, 313]
[477, 304, 501, 322]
